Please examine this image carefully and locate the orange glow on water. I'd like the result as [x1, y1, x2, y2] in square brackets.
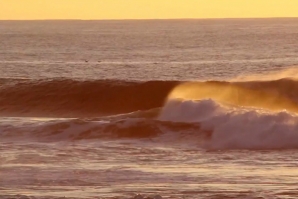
[168, 81, 298, 113]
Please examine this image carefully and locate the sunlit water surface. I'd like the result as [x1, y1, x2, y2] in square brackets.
[1, 19, 298, 199]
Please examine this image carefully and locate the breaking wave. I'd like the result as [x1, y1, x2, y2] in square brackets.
[159, 99, 298, 150]
[2, 75, 298, 150]
[2, 77, 298, 117]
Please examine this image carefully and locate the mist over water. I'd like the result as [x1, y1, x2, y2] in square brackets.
[168, 74, 298, 113]
[1, 19, 298, 199]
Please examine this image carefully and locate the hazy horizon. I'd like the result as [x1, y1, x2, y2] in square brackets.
[1, 17, 298, 21]
[2, 0, 298, 20]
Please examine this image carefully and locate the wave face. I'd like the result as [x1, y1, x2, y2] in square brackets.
[0, 79, 179, 117]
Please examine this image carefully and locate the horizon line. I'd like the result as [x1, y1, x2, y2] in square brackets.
[1, 16, 298, 21]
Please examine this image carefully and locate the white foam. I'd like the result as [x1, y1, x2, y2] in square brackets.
[159, 99, 298, 149]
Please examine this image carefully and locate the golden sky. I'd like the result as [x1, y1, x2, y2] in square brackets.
[1, 0, 298, 20]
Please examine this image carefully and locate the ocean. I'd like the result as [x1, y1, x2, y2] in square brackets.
[1, 18, 298, 199]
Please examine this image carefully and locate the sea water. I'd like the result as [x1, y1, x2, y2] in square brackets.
[1, 19, 298, 199]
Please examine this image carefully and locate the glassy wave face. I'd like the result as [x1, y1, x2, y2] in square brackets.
[0, 78, 178, 117]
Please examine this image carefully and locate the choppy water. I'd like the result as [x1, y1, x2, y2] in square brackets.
[1, 19, 298, 199]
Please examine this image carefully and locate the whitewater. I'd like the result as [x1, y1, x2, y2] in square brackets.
[1, 19, 298, 199]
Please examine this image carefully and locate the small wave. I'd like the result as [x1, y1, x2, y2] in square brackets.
[0, 111, 202, 141]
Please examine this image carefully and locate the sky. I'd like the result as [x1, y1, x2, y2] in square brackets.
[1, 0, 298, 20]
